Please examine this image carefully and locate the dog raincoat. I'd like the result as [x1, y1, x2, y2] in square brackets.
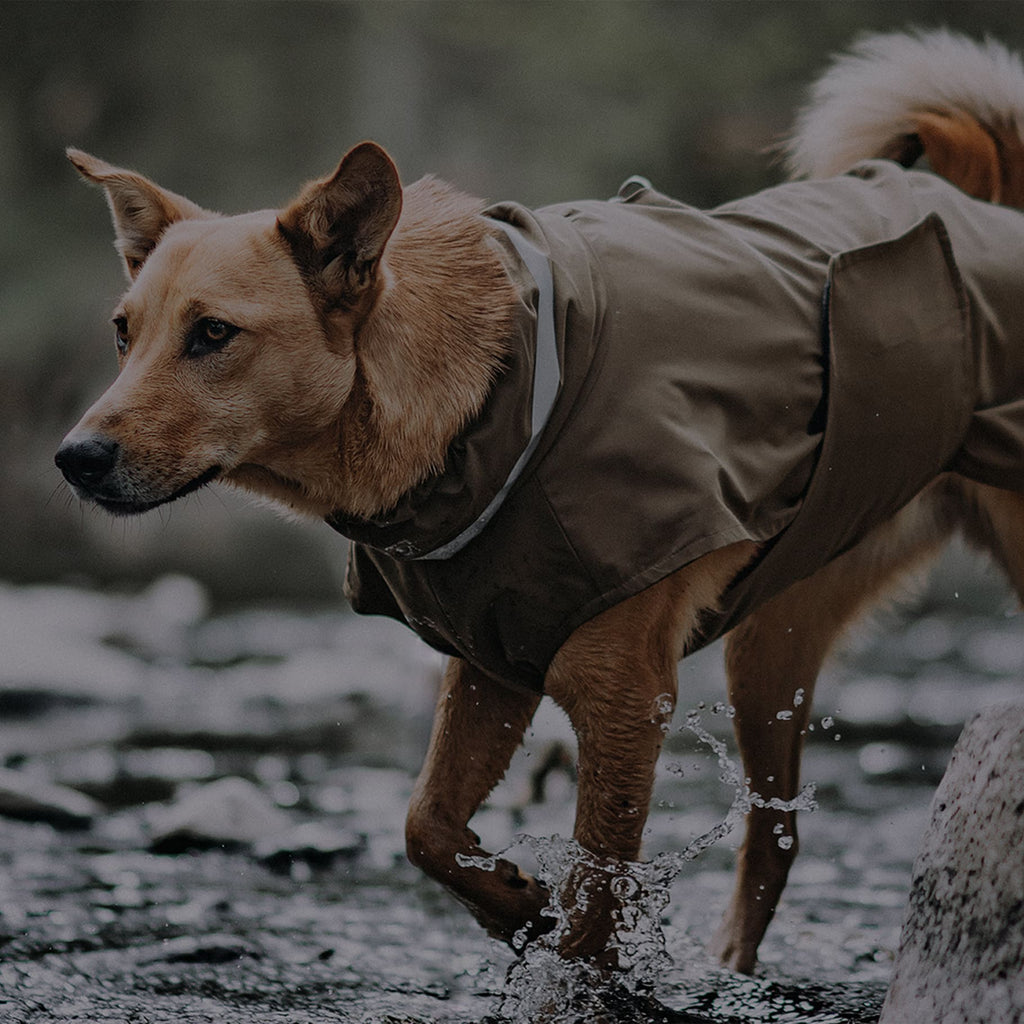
[329, 161, 1024, 691]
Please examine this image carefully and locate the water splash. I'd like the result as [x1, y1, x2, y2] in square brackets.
[487, 705, 818, 1021]
[500, 943, 608, 1023]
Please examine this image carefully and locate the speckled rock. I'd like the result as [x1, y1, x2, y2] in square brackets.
[880, 702, 1024, 1024]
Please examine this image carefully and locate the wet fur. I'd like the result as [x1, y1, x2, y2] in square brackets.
[59, 30, 1024, 977]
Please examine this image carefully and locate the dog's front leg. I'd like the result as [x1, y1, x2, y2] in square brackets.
[405, 657, 552, 946]
[544, 639, 676, 968]
[545, 545, 756, 967]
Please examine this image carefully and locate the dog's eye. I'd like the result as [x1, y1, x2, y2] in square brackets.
[112, 316, 130, 356]
[185, 317, 239, 358]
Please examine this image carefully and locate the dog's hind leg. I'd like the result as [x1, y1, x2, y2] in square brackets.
[405, 658, 551, 947]
[710, 489, 955, 973]
[545, 542, 757, 965]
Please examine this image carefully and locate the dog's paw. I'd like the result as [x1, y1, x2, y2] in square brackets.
[707, 921, 759, 975]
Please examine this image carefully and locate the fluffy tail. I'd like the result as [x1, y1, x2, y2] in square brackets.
[785, 29, 1024, 205]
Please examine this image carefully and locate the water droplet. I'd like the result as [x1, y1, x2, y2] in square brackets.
[777, 835, 794, 850]
[651, 692, 674, 732]
[455, 852, 497, 871]
[776, 710, 793, 721]
[793, 688, 805, 706]
[821, 715, 834, 730]
[610, 875, 638, 899]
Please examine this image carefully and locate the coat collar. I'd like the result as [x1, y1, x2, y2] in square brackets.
[325, 218, 561, 559]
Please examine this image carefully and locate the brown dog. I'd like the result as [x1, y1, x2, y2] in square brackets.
[57, 30, 1024, 974]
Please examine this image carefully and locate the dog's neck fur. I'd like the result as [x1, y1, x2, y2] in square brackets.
[329, 177, 518, 519]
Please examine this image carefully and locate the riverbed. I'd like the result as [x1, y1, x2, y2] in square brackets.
[0, 548, 1019, 1022]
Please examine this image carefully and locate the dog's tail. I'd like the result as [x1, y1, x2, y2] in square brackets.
[785, 29, 1024, 206]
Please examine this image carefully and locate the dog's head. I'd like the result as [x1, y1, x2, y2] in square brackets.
[56, 143, 403, 517]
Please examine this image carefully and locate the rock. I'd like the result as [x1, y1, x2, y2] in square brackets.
[253, 821, 366, 872]
[880, 702, 1024, 1024]
[0, 584, 142, 698]
[110, 574, 209, 662]
[0, 766, 102, 828]
[148, 776, 291, 853]
[137, 933, 262, 965]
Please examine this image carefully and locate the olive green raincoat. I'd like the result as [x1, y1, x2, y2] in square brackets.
[329, 161, 1024, 691]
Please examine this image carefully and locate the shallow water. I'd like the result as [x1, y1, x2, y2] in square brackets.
[0, 557, 1019, 1022]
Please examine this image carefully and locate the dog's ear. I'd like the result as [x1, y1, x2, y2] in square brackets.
[276, 142, 403, 310]
[67, 149, 209, 280]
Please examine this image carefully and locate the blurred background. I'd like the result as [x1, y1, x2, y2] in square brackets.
[8, 0, 1024, 605]
[5, 6, 1024, 1018]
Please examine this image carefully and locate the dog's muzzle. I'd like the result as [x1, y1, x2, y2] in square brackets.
[55, 433, 221, 515]
[55, 435, 121, 496]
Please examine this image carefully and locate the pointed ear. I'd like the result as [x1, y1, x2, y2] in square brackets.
[276, 142, 403, 309]
[67, 148, 210, 279]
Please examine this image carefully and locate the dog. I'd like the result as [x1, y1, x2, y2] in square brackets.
[56, 29, 1024, 975]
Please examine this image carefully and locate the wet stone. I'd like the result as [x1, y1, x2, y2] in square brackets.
[137, 933, 263, 965]
[0, 767, 102, 829]
[147, 776, 292, 853]
[0, 689, 97, 719]
[881, 701, 1024, 1023]
[253, 821, 366, 873]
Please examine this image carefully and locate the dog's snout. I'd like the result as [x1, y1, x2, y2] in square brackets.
[55, 435, 120, 490]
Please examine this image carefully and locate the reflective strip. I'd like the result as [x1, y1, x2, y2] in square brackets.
[415, 219, 561, 560]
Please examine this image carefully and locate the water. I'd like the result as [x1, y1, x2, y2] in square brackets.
[0, 561, 1018, 1022]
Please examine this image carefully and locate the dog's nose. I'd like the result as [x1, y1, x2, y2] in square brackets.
[55, 435, 120, 490]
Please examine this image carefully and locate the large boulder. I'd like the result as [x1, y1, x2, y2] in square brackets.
[880, 702, 1024, 1023]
